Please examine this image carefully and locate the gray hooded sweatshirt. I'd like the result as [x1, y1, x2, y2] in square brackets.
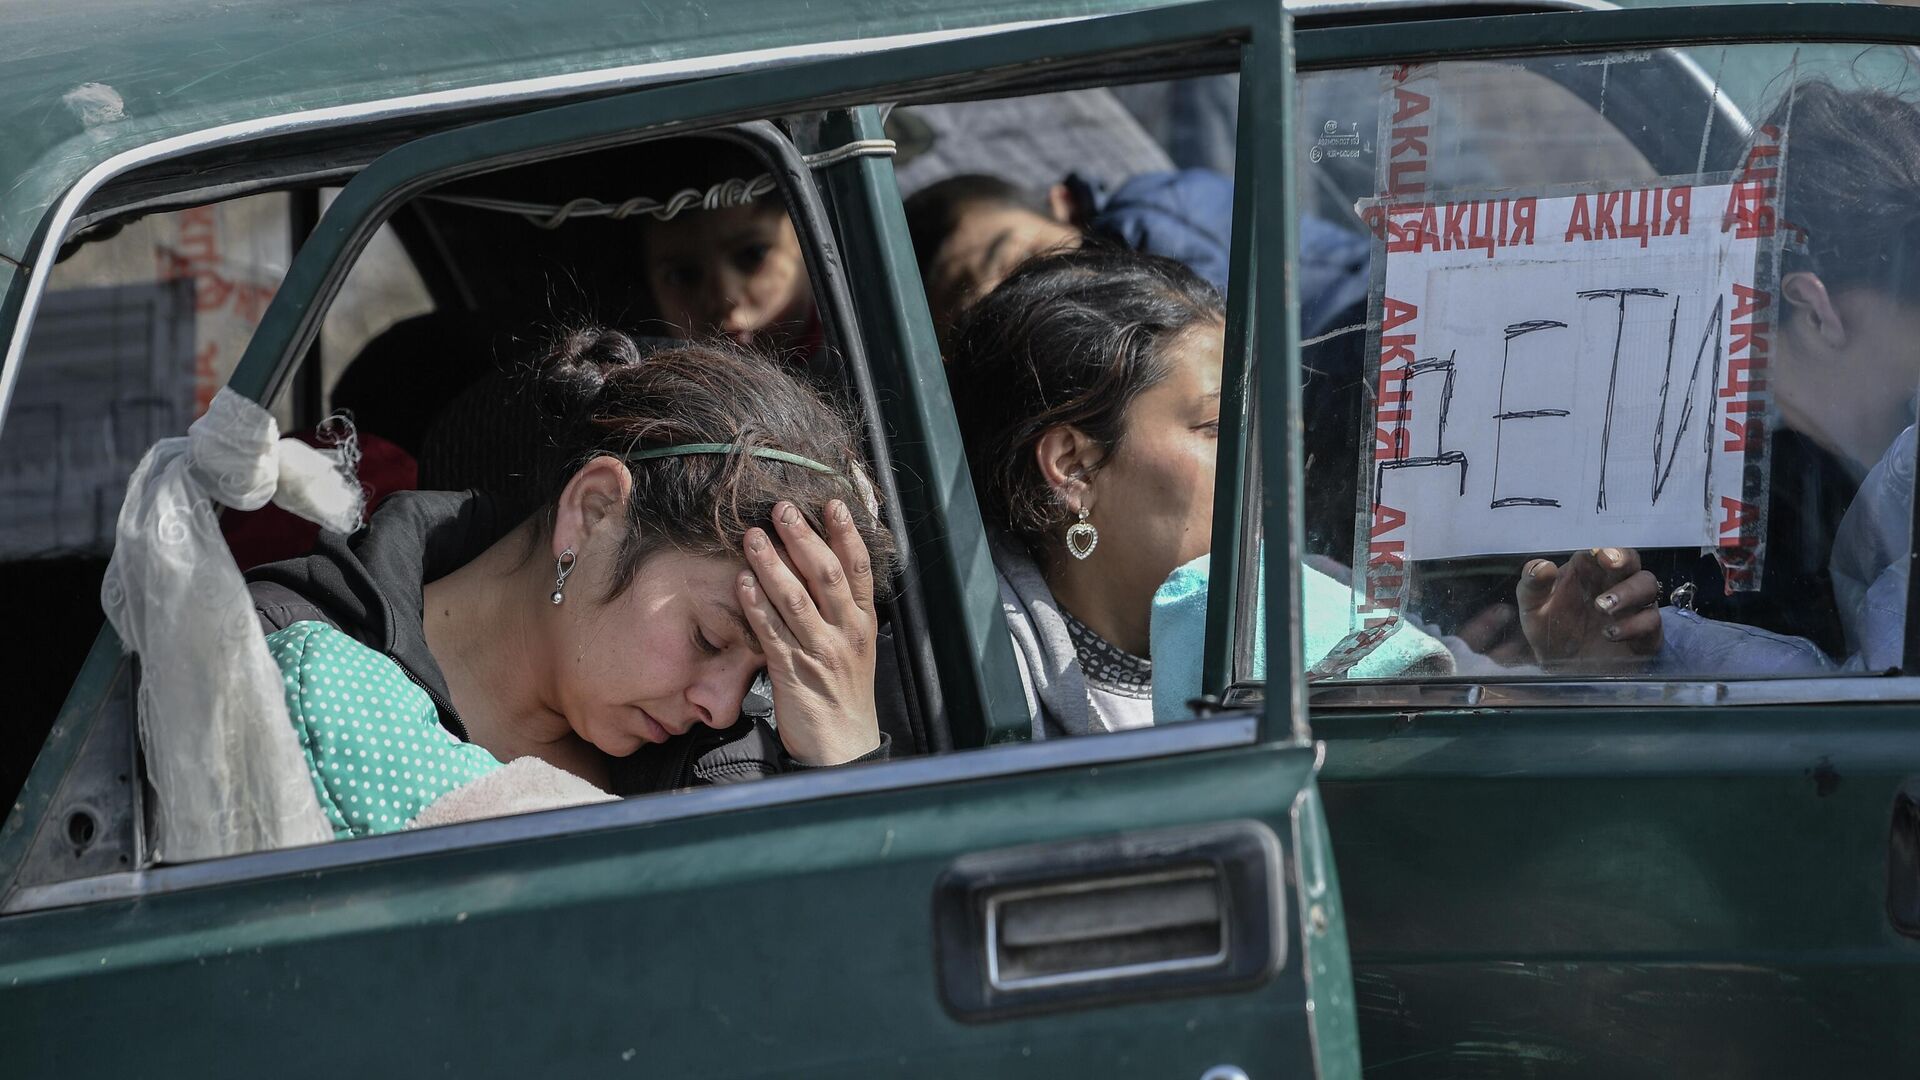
[992, 532, 1154, 739]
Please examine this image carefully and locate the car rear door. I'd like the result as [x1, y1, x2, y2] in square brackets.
[1281, 5, 1920, 1076]
[0, 3, 1359, 1076]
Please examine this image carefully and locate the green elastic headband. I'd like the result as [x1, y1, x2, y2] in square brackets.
[625, 442, 839, 476]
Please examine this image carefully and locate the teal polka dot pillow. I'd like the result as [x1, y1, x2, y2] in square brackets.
[266, 620, 502, 839]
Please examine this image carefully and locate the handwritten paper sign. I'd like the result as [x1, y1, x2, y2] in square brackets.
[1358, 180, 1773, 568]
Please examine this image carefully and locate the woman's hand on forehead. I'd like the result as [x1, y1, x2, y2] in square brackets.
[736, 499, 880, 765]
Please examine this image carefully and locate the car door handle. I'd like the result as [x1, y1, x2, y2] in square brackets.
[934, 821, 1285, 1020]
[986, 866, 1228, 990]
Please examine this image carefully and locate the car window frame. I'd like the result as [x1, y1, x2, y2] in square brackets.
[0, 0, 1291, 917]
[0, 20, 1067, 910]
[1216, 2, 1920, 713]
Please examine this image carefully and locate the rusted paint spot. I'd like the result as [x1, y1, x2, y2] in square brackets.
[62, 83, 126, 128]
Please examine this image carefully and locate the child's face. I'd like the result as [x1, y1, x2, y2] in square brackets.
[643, 203, 815, 351]
[926, 202, 1081, 341]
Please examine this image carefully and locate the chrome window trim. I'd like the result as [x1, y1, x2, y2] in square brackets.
[0, 15, 1084, 439]
[1304, 675, 1920, 711]
[1, 715, 1259, 915]
[1293, 0, 1614, 13]
[72, 167, 369, 234]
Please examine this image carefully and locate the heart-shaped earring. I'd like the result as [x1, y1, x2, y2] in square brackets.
[1065, 507, 1099, 561]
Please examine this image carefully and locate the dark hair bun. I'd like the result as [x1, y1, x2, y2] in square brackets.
[533, 325, 640, 419]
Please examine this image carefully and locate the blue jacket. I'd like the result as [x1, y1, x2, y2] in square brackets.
[1083, 167, 1372, 337]
[1657, 424, 1914, 675]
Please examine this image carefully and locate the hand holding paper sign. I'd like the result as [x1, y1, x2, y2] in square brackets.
[1359, 180, 1770, 590]
[1516, 547, 1664, 671]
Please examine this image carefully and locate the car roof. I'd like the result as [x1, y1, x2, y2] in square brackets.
[0, 0, 1852, 262]
[0, 0, 1209, 260]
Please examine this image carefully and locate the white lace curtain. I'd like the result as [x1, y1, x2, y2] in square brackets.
[101, 389, 359, 861]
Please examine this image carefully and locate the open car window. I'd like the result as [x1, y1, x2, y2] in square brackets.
[156, 123, 955, 857]
[4, 0, 1297, 896]
[1231, 41, 1920, 696]
[0, 119, 941, 879]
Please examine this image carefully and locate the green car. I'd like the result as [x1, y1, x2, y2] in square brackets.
[1, 0, 1917, 1076]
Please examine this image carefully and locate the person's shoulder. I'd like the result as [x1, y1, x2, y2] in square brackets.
[249, 579, 333, 634]
[1875, 423, 1918, 489]
[265, 619, 435, 726]
[1109, 167, 1232, 203]
[1097, 168, 1233, 228]
[265, 617, 396, 676]
[266, 619, 500, 837]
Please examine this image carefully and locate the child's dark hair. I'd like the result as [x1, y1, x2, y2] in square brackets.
[946, 247, 1224, 560]
[1770, 80, 1920, 305]
[526, 328, 895, 599]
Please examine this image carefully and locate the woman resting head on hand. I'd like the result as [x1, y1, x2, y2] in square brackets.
[252, 329, 893, 835]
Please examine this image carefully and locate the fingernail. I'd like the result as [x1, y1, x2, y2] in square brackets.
[748, 529, 767, 552]
[830, 499, 849, 524]
[1525, 559, 1546, 578]
[1603, 625, 1620, 641]
[740, 572, 757, 592]
[1602, 547, 1624, 566]
[1595, 593, 1618, 613]
[779, 503, 800, 525]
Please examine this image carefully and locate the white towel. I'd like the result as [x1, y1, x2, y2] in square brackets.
[407, 757, 617, 831]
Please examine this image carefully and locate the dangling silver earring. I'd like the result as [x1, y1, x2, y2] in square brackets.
[549, 548, 576, 605]
[1065, 507, 1099, 560]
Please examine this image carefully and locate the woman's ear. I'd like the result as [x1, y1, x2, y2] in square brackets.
[1781, 271, 1850, 350]
[553, 455, 634, 558]
[1034, 425, 1104, 512]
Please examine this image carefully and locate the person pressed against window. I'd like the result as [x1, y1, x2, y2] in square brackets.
[1518, 80, 1920, 675]
[948, 248, 1225, 735]
[249, 329, 895, 835]
[906, 174, 1084, 347]
[905, 169, 1369, 352]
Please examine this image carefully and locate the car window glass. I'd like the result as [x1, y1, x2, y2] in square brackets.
[6, 61, 1264, 873]
[8, 24, 1288, 884]
[901, 77, 1244, 735]
[0, 194, 427, 822]
[108, 127, 936, 862]
[318, 190, 436, 411]
[1235, 44, 1920, 692]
